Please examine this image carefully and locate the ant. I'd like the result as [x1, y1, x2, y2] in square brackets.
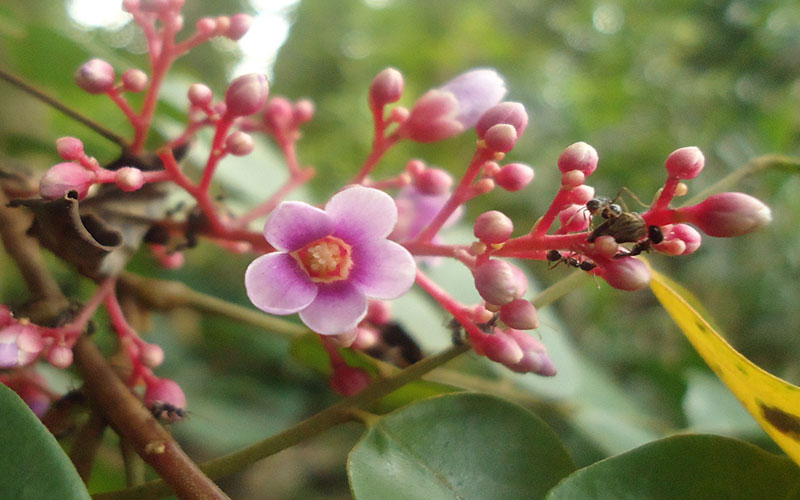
[584, 190, 664, 256]
[614, 224, 664, 258]
[546, 249, 597, 271]
[150, 402, 187, 423]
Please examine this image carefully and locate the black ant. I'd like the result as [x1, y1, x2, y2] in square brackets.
[150, 402, 187, 423]
[546, 249, 597, 271]
[614, 224, 664, 258]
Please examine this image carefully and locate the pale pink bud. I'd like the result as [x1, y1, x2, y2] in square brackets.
[330, 329, 359, 348]
[215, 16, 231, 34]
[330, 365, 372, 396]
[75, 59, 115, 94]
[483, 161, 501, 177]
[366, 300, 392, 325]
[494, 163, 534, 192]
[473, 178, 495, 195]
[558, 142, 598, 176]
[141, 343, 165, 367]
[0, 324, 43, 368]
[474, 210, 514, 244]
[499, 299, 539, 330]
[483, 124, 517, 153]
[351, 326, 380, 350]
[475, 101, 528, 138]
[161, 251, 185, 269]
[676, 192, 772, 237]
[401, 90, 463, 142]
[122, 69, 148, 93]
[558, 204, 589, 232]
[226, 13, 253, 41]
[561, 169, 585, 188]
[168, 14, 185, 32]
[369, 67, 404, 108]
[390, 106, 409, 123]
[473, 259, 527, 306]
[47, 345, 73, 369]
[415, 167, 453, 195]
[196, 17, 217, 36]
[56, 137, 84, 161]
[665, 224, 701, 255]
[505, 329, 556, 376]
[225, 74, 269, 117]
[481, 330, 524, 365]
[598, 257, 651, 291]
[292, 99, 315, 124]
[188, 83, 213, 107]
[567, 184, 595, 205]
[225, 131, 254, 156]
[665, 146, 704, 180]
[144, 378, 186, 411]
[405, 159, 426, 177]
[263, 97, 293, 131]
[40, 162, 95, 200]
[593, 235, 619, 258]
[114, 167, 145, 192]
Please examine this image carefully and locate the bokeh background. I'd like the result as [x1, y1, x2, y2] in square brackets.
[2, 0, 799, 498]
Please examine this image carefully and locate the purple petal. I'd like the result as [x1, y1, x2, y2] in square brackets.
[245, 253, 318, 314]
[439, 69, 507, 128]
[350, 240, 416, 299]
[0, 343, 19, 368]
[298, 281, 367, 335]
[264, 201, 333, 251]
[326, 186, 398, 244]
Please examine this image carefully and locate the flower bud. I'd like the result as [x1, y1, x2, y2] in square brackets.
[224, 74, 269, 117]
[481, 330, 524, 365]
[561, 169, 585, 188]
[366, 300, 392, 325]
[369, 67, 404, 108]
[593, 235, 619, 258]
[292, 99, 315, 124]
[47, 344, 73, 369]
[0, 305, 13, 328]
[558, 204, 589, 232]
[401, 90, 463, 142]
[330, 365, 372, 396]
[351, 325, 380, 350]
[144, 378, 186, 415]
[664, 223, 701, 255]
[473, 259, 527, 306]
[188, 83, 213, 107]
[40, 162, 95, 200]
[196, 17, 217, 35]
[483, 124, 517, 153]
[676, 192, 772, 237]
[122, 69, 148, 93]
[329, 328, 359, 348]
[474, 210, 514, 244]
[114, 167, 145, 192]
[263, 97, 293, 131]
[0, 324, 43, 368]
[56, 137, 85, 161]
[140, 0, 170, 13]
[499, 299, 539, 330]
[475, 101, 528, 138]
[225, 131, 254, 156]
[494, 163, 534, 192]
[567, 184, 595, 205]
[226, 13, 253, 41]
[665, 146, 704, 180]
[141, 343, 165, 368]
[74, 59, 115, 94]
[598, 257, 651, 291]
[558, 142, 598, 176]
[215, 16, 231, 34]
[415, 167, 453, 195]
[505, 329, 556, 376]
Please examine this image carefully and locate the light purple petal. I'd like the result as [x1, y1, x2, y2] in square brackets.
[245, 253, 318, 314]
[298, 281, 367, 335]
[439, 69, 507, 128]
[350, 240, 416, 299]
[0, 343, 18, 368]
[264, 201, 333, 251]
[326, 186, 398, 244]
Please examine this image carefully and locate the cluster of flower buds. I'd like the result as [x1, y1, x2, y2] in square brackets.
[0, 306, 72, 370]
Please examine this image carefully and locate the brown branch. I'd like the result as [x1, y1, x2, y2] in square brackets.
[69, 413, 107, 483]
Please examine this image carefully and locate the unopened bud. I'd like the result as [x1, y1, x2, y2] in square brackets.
[663, 224, 702, 255]
[114, 167, 145, 192]
[676, 192, 772, 237]
[224, 74, 269, 117]
[0, 324, 43, 368]
[598, 257, 651, 291]
[415, 167, 453, 195]
[593, 235, 619, 258]
[141, 343, 165, 367]
[366, 300, 392, 325]
[292, 99, 315, 124]
[558, 204, 589, 232]
[505, 329, 556, 376]
[75, 59, 115, 94]
[665, 146, 704, 180]
[369, 67, 404, 108]
[475, 101, 528, 138]
[474, 210, 514, 244]
[567, 184, 595, 205]
[499, 299, 539, 330]
[144, 378, 186, 413]
[122, 69, 148, 93]
[226, 13, 253, 41]
[351, 325, 380, 350]
[494, 163, 534, 192]
[561, 169, 585, 188]
[400, 90, 463, 142]
[56, 137, 85, 161]
[483, 124, 517, 153]
[330, 365, 372, 396]
[196, 17, 217, 35]
[215, 16, 231, 34]
[558, 141, 598, 176]
[40, 162, 95, 200]
[188, 83, 213, 107]
[225, 131, 254, 156]
[473, 259, 527, 306]
[263, 97, 293, 131]
[47, 345, 73, 369]
[481, 330, 524, 365]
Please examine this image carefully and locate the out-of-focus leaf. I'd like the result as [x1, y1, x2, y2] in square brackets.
[650, 268, 800, 466]
[348, 393, 575, 500]
[0, 384, 90, 500]
[545, 434, 800, 500]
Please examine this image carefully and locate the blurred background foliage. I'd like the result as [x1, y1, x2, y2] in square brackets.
[1, 0, 799, 498]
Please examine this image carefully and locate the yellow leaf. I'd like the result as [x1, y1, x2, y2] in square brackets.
[649, 268, 800, 466]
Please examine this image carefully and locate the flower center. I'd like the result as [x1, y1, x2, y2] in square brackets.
[291, 235, 353, 283]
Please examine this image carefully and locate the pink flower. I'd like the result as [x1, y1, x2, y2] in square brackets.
[245, 186, 416, 335]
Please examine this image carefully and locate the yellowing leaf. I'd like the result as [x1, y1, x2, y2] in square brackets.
[649, 268, 800, 466]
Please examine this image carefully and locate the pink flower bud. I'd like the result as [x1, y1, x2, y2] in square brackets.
[499, 299, 539, 330]
[598, 257, 651, 291]
[141, 343, 165, 367]
[665, 146, 704, 180]
[481, 330, 524, 365]
[483, 124, 518, 153]
[561, 170, 585, 188]
[188, 83, 213, 107]
[215, 16, 231, 34]
[558, 142, 598, 176]
[369, 67, 404, 108]
[114, 167, 145, 192]
[226, 13, 253, 41]
[405, 159, 426, 177]
[225, 131, 254, 156]
[390, 106, 409, 123]
[40, 162, 95, 200]
[224, 74, 269, 117]
[0, 324, 43, 368]
[401, 90, 463, 142]
[47, 345, 73, 369]
[494, 163, 534, 192]
[292, 99, 315, 124]
[473, 259, 527, 306]
[415, 167, 453, 195]
[593, 235, 619, 258]
[366, 300, 392, 325]
[351, 325, 380, 350]
[558, 204, 589, 232]
[144, 378, 186, 413]
[122, 69, 148, 93]
[263, 97, 293, 131]
[0, 305, 13, 328]
[475, 101, 528, 138]
[505, 329, 556, 376]
[74, 59, 115, 94]
[56, 137, 84, 161]
[567, 184, 595, 205]
[474, 210, 514, 244]
[664, 224, 701, 255]
[676, 192, 772, 237]
[196, 17, 217, 35]
[140, 0, 170, 13]
[330, 365, 372, 396]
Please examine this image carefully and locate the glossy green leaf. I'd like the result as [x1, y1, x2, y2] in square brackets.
[545, 434, 800, 500]
[348, 393, 575, 500]
[0, 383, 90, 500]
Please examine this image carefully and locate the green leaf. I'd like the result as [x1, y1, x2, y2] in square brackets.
[348, 393, 575, 500]
[0, 383, 90, 500]
[545, 434, 800, 500]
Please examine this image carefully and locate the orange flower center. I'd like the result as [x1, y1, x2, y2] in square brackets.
[291, 235, 353, 283]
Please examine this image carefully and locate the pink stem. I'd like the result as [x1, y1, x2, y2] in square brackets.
[350, 102, 399, 185]
[198, 115, 234, 192]
[414, 270, 484, 343]
[532, 187, 572, 237]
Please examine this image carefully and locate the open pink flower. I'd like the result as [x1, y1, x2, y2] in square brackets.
[245, 186, 416, 335]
